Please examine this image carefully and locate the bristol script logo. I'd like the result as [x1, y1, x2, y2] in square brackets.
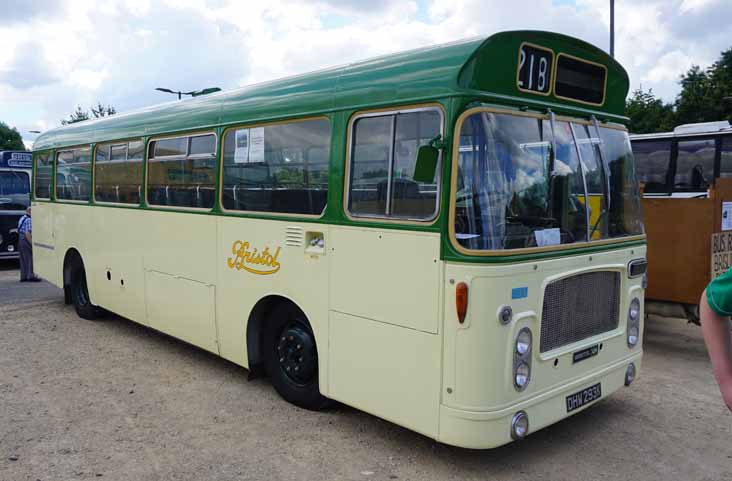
[227, 240, 282, 275]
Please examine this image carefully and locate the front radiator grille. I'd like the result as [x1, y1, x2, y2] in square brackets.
[540, 271, 621, 353]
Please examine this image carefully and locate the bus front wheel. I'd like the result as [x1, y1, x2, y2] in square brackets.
[263, 303, 329, 410]
[70, 263, 104, 321]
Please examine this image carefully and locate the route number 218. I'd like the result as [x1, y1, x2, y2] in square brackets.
[518, 45, 553, 94]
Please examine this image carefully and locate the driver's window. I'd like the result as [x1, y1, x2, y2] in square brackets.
[348, 108, 442, 220]
[675, 139, 715, 191]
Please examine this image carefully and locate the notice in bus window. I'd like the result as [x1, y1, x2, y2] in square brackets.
[723, 202, 732, 231]
[249, 127, 265, 163]
[235, 129, 250, 163]
[535, 228, 560, 247]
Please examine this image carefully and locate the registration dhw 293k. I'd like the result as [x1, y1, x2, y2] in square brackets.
[566, 383, 602, 413]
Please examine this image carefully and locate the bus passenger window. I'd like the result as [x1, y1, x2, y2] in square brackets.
[95, 139, 144, 204]
[34, 153, 52, 199]
[147, 134, 216, 209]
[675, 139, 715, 191]
[720, 137, 732, 178]
[221, 118, 331, 215]
[56, 147, 91, 201]
[349, 108, 442, 220]
[632, 139, 671, 193]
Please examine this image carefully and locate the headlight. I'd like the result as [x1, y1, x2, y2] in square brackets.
[627, 297, 641, 348]
[513, 328, 532, 391]
[515, 362, 530, 389]
[511, 411, 529, 440]
[516, 329, 531, 355]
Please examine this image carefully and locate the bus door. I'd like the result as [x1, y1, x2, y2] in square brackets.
[328, 107, 444, 437]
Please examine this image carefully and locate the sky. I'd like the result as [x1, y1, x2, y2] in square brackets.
[1, 0, 731, 148]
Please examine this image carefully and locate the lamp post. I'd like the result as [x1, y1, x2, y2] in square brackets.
[155, 87, 221, 99]
[610, 0, 615, 58]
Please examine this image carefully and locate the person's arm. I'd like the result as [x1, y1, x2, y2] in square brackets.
[700, 290, 732, 412]
[25, 231, 32, 244]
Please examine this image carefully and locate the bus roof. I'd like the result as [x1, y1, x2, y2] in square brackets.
[630, 121, 732, 140]
[34, 30, 629, 151]
[0, 151, 32, 169]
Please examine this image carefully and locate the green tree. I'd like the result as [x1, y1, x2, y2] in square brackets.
[61, 106, 90, 125]
[91, 102, 116, 118]
[625, 88, 675, 134]
[675, 65, 714, 125]
[0, 121, 26, 151]
[61, 102, 116, 125]
[675, 48, 732, 125]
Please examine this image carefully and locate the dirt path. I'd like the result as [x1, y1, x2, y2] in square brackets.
[1, 264, 731, 481]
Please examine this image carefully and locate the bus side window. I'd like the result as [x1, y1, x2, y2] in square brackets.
[348, 108, 442, 220]
[95, 140, 144, 205]
[721, 137, 732, 178]
[221, 118, 331, 215]
[675, 139, 715, 191]
[632, 139, 671, 193]
[147, 134, 216, 209]
[34, 153, 52, 199]
[56, 147, 91, 202]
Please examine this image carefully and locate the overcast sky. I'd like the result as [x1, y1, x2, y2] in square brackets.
[1, 0, 731, 148]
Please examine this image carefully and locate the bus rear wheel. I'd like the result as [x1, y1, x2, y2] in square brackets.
[70, 263, 104, 321]
[263, 303, 329, 410]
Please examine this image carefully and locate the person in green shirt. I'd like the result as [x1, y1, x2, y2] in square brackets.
[700, 271, 732, 412]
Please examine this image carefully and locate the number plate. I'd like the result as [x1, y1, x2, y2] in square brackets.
[517, 44, 554, 95]
[565, 383, 602, 413]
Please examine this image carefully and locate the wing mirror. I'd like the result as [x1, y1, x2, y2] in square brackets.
[413, 135, 446, 183]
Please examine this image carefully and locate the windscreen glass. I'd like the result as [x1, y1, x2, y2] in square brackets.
[0, 171, 30, 210]
[453, 111, 643, 251]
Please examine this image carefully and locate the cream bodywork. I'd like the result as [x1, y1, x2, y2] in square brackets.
[33, 202, 644, 449]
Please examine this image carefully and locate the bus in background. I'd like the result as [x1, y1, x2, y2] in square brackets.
[32, 31, 645, 449]
[0, 151, 32, 259]
[630, 121, 732, 323]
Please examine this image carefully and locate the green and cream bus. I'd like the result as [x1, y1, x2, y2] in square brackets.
[32, 31, 645, 449]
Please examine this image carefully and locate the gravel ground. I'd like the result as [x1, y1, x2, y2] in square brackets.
[1, 260, 731, 481]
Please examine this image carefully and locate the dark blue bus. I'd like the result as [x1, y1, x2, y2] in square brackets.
[0, 151, 32, 258]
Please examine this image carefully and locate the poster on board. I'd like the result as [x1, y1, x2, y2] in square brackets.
[234, 129, 249, 164]
[711, 231, 732, 279]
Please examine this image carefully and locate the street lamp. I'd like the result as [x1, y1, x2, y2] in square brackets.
[155, 87, 221, 100]
[610, 0, 615, 58]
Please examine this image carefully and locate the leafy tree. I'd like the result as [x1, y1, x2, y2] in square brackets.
[0, 121, 26, 151]
[675, 65, 715, 125]
[61, 106, 90, 125]
[674, 48, 732, 125]
[625, 88, 675, 134]
[61, 102, 116, 125]
[625, 46, 732, 133]
[91, 102, 116, 118]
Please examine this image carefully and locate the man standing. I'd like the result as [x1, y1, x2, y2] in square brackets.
[17, 207, 40, 282]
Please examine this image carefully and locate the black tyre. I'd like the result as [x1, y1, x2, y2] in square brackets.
[263, 303, 329, 410]
[70, 262, 104, 321]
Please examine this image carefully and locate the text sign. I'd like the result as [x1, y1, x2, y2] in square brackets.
[711, 232, 732, 279]
[517, 44, 553, 95]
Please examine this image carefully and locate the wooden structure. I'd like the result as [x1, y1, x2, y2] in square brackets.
[643, 178, 732, 306]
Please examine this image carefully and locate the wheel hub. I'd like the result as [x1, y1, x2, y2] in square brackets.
[276, 323, 316, 385]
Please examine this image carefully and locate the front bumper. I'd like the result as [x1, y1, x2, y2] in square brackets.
[438, 351, 642, 449]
